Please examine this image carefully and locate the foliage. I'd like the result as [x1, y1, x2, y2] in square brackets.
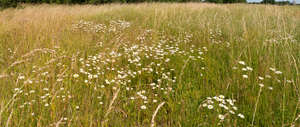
[261, 0, 275, 4]
[206, 0, 246, 3]
[0, 0, 246, 8]
[0, 0, 17, 8]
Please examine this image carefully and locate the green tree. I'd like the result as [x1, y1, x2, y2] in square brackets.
[206, 0, 223, 3]
[0, 0, 18, 8]
[261, 0, 275, 4]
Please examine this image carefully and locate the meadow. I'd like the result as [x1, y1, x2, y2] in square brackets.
[0, 3, 299, 126]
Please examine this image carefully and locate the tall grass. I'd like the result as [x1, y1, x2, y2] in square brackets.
[0, 3, 299, 126]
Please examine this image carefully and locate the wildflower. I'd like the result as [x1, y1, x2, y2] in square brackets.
[57, 78, 63, 82]
[141, 105, 147, 110]
[218, 114, 225, 120]
[105, 80, 110, 84]
[207, 100, 214, 104]
[242, 75, 248, 79]
[18, 75, 25, 80]
[275, 71, 282, 75]
[242, 68, 247, 71]
[207, 105, 214, 109]
[14, 88, 20, 91]
[88, 74, 93, 79]
[259, 83, 264, 87]
[246, 66, 253, 71]
[29, 90, 35, 94]
[165, 58, 170, 62]
[233, 106, 238, 110]
[268, 87, 273, 90]
[238, 61, 246, 65]
[277, 79, 281, 83]
[150, 83, 156, 86]
[258, 76, 264, 80]
[73, 74, 79, 78]
[238, 113, 245, 119]
[265, 75, 271, 78]
[111, 79, 115, 83]
[269, 67, 276, 72]
[25, 79, 33, 84]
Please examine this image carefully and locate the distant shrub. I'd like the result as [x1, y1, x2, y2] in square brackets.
[0, 0, 18, 8]
[275, 1, 290, 5]
[205, 0, 246, 3]
[261, 0, 275, 4]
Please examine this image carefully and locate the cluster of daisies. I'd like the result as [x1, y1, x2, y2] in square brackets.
[232, 60, 253, 79]
[72, 20, 131, 33]
[233, 60, 293, 90]
[265, 33, 297, 44]
[200, 95, 245, 121]
[70, 30, 207, 110]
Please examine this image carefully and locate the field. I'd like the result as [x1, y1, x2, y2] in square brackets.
[0, 3, 299, 126]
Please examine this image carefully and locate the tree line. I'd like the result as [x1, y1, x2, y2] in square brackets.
[0, 0, 248, 8]
[0, 0, 293, 9]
